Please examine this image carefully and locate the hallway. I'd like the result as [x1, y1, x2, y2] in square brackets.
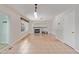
[0, 4, 79, 54]
[2, 34, 77, 54]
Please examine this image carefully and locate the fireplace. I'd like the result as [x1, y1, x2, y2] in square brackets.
[34, 29, 40, 33]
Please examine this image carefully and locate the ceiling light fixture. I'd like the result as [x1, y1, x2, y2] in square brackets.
[34, 4, 38, 18]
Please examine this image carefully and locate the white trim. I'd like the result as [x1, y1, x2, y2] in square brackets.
[56, 36, 79, 53]
[0, 33, 30, 53]
[74, 49, 79, 53]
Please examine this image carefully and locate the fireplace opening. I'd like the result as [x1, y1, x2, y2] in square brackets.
[34, 29, 40, 34]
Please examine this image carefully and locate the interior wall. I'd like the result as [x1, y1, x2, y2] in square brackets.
[63, 10, 75, 48]
[21, 20, 29, 34]
[75, 6, 79, 51]
[29, 20, 52, 34]
[0, 5, 29, 44]
[52, 8, 76, 50]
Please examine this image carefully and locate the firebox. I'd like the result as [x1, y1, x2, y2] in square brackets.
[34, 29, 40, 33]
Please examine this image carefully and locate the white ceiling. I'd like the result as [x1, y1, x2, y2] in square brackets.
[8, 4, 75, 20]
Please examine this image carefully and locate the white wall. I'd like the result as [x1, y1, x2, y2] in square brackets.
[21, 20, 29, 34]
[29, 20, 52, 34]
[63, 10, 75, 48]
[51, 6, 79, 52]
[0, 5, 29, 44]
[75, 6, 79, 51]
[52, 8, 77, 51]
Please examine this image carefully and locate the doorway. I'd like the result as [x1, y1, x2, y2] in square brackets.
[0, 13, 10, 44]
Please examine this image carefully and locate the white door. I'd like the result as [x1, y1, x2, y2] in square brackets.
[0, 14, 10, 44]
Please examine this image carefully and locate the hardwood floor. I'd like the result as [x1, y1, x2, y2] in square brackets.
[2, 34, 77, 54]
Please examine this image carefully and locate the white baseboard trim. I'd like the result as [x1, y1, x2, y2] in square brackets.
[74, 49, 79, 53]
[0, 33, 30, 53]
[11, 33, 30, 46]
[55, 36, 79, 53]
